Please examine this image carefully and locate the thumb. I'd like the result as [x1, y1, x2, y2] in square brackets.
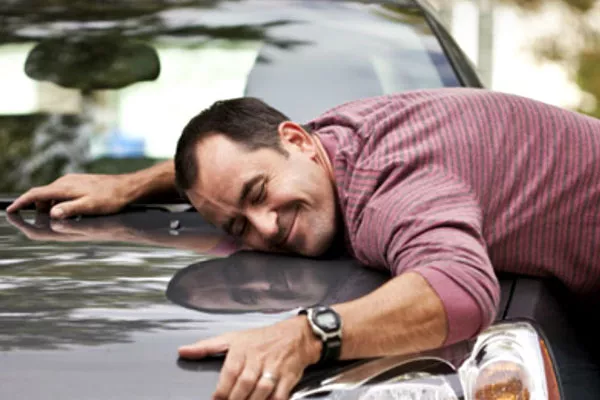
[178, 336, 230, 359]
[50, 198, 93, 219]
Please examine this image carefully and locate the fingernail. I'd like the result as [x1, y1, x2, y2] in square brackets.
[51, 207, 64, 219]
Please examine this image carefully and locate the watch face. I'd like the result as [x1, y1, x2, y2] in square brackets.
[315, 310, 340, 332]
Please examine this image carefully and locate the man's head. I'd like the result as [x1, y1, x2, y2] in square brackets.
[174, 98, 338, 256]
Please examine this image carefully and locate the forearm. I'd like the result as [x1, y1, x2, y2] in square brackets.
[332, 272, 447, 359]
[122, 160, 179, 203]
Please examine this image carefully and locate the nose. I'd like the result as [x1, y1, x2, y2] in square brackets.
[246, 207, 280, 244]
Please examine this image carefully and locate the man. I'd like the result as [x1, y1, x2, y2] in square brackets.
[8, 87, 600, 400]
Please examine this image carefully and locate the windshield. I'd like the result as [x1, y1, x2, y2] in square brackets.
[0, 0, 461, 194]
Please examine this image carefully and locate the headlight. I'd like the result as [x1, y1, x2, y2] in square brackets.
[291, 321, 560, 400]
[460, 322, 560, 400]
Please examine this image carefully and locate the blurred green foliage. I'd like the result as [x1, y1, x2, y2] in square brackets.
[501, 0, 600, 118]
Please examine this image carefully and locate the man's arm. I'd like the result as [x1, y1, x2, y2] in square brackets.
[7, 160, 178, 219]
[352, 170, 500, 345]
[123, 160, 178, 203]
[332, 271, 446, 359]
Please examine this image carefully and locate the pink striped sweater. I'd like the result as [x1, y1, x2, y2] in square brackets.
[309, 88, 600, 345]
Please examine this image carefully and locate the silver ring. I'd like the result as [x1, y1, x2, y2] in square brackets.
[261, 371, 278, 385]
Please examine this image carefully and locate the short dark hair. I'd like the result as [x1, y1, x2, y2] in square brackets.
[174, 97, 290, 191]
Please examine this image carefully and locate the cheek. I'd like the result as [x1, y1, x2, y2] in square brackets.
[270, 163, 332, 207]
[291, 171, 328, 203]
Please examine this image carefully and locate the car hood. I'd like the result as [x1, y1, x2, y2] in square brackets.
[1, 208, 542, 399]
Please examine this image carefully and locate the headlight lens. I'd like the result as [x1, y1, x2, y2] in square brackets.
[472, 361, 530, 399]
[291, 321, 560, 400]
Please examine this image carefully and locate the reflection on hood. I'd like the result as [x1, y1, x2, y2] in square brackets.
[167, 251, 390, 314]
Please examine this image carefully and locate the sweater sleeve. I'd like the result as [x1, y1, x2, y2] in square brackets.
[352, 169, 500, 345]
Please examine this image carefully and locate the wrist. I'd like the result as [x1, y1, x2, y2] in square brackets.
[119, 172, 145, 203]
[294, 315, 323, 366]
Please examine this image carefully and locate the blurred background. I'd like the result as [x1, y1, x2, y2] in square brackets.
[0, 0, 598, 195]
[430, 0, 600, 114]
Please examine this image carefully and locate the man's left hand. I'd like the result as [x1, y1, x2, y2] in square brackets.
[178, 316, 321, 400]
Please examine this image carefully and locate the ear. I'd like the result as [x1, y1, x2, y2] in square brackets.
[277, 121, 316, 156]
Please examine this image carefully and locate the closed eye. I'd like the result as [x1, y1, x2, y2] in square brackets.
[252, 180, 267, 205]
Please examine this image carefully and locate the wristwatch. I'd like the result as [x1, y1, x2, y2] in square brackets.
[298, 306, 342, 364]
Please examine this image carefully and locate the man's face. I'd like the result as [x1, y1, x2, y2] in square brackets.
[186, 122, 338, 256]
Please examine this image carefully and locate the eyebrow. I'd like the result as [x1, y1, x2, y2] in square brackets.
[222, 174, 264, 234]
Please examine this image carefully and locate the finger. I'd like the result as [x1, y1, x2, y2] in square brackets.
[178, 336, 230, 360]
[248, 370, 277, 400]
[7, 195, 32, 213]
[270, 373, 301, 400]
[49, 198, 94, 220]
[229, 359, 262, 400]
[8, 187, 72, 213]
[213, 353, 245, 400]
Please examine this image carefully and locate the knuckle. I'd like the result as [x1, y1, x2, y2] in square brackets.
[213, 387, 227, 398]
[238, 372, 255, 387]
[224, 361, 243, 377]
[256, 379, 274, 391]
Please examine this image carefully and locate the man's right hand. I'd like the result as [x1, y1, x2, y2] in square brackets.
[6, 173, 135, 219]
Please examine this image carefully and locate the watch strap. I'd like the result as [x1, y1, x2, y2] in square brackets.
[319, 335, 341, 364]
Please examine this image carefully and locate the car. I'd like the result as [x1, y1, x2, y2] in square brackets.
[0, 0, 597, 399]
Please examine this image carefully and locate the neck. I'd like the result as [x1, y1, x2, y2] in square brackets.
[313, 134, 335, 182]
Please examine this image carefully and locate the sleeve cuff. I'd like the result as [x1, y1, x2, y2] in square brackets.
[414, 267, 493, 346]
